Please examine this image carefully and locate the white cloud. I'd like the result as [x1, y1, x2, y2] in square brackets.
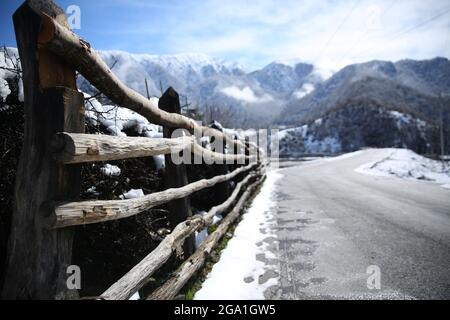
[293, 83, 315, 99]
[221, 86, 273, 104]
[163, 0, 450, 70]
[93, 0, 450, 71]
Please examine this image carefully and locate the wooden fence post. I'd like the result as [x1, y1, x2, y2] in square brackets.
[1, 0, 84, 299]
[244, 137, 250, 165]
[159, 87, 195, 257]
[209, 122, 230, 207]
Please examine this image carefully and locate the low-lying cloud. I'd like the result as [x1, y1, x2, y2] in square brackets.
[221, 86, 274, 104]
[293, 83, 315, 99]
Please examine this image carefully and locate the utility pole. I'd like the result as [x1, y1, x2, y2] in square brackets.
[144, 77, 150, 100]
[440, 92, 446, 160]
[440, 108, 445, 159]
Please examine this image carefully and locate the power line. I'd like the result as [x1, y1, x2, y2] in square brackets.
[350, 5, 450, 60]
[336, 0, 397, 65]
[317, 0, 361, 59]
[389, 6, 450, 40]
[444, 18, 450, 57]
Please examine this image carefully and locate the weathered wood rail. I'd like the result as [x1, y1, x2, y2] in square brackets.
[52, 132, 253, 164]
[2, 0, 266, 300]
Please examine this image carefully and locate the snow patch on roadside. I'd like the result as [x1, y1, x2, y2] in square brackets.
[355, 148, 450, 189]
[325, 150, 364, 162]
[194, 170, 282, 300]
[278, 124, 342, 154]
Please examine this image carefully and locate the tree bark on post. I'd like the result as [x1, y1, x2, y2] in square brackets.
[159, 87, 194, 257]
[209, 122, 230, 207]
[1, 0, 84, 299]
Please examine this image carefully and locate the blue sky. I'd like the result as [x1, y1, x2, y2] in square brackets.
[1, 0, 450, 72]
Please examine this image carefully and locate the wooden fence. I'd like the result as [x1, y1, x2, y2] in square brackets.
[2, 0, 265, 300]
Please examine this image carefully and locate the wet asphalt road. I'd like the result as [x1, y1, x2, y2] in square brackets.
[266, 149, 450, 300]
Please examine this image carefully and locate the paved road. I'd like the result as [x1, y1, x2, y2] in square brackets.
[265, 149, 450, 300]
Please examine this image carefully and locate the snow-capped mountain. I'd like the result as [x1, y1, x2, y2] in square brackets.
[2, 45, 448, 155]
[3, 46, 323, 127]
[278, 57, 450, 125]
[93, 51, 245, 97]
[277, 57, 450, 155]
[248, 62, 318, 95]
[78, 51, 325, 127]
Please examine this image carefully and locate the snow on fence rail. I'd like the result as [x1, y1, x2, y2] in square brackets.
[2, 0, 265, 300]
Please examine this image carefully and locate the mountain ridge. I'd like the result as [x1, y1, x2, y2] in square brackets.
[278, 56, 450, 125]
[78, 50, 328, 127]
[277, 56, 450, 155]
[3, 46, 448, 135]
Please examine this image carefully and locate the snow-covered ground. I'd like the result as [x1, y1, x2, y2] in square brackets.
[194, 170, 282, 300]
[324, 150, 364, 162]
[120, 188, 145, 200]
[100, 163, 121, 176]
[83, 92, 162, 138]
[355, 148, 450, 189]
[277, 124, 342, 154]
[0, 47, 23, 102]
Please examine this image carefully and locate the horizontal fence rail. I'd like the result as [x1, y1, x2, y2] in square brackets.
[52, 133, 190, 163]
[101, 170, 263, 300]
[148, 177, 264, 300]
[4, 0, 267, 300]
[52, 132, 254, 164]
[38, 12, 257, 153]
[53, 163, 258, 228]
